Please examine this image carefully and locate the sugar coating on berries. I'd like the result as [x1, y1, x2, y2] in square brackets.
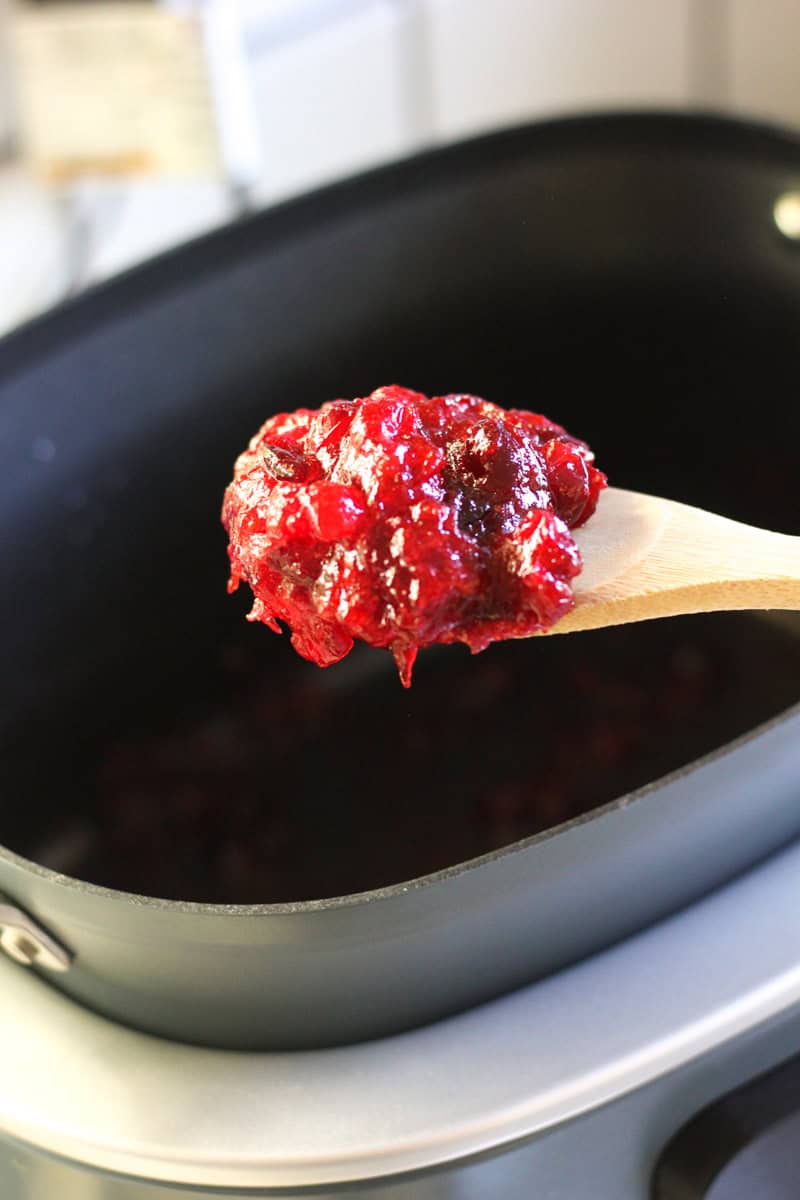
[222, 386, 606, 685]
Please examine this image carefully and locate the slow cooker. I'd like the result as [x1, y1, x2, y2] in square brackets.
[0, 114, 799, 1198]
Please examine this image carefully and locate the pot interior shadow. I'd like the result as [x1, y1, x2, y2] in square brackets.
[5, 610, 800, 904]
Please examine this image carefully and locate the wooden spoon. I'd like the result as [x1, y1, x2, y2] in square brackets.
[551, 488, 800, 635]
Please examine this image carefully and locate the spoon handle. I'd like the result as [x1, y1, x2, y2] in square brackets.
[557, 491, 800, 635]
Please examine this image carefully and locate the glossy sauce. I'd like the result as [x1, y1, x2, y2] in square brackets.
[222, 386, 606, 684]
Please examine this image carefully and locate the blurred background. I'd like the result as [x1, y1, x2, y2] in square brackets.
[1, 0, 799, 338]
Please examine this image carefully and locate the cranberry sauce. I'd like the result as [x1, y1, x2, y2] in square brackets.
[18, 611, 800, 904]
[222, 387, 606, 685]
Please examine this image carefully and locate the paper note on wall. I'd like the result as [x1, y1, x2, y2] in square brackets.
[13, 2, 221, 180]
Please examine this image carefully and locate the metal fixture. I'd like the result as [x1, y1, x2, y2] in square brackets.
[0, 895, 71, 972]
[773, 190, 800, 239]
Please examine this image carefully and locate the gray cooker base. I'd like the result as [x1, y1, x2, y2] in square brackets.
[3, 1010, 800, 1199]
[4, 836, 800, 1198]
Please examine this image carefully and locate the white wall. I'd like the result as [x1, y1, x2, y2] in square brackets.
[4, 0, 800, 326]
[424, 0, 692, 139]
[0, 0, 15, 151]
[728, 0, 800, 130]
[234, 0, 800, 201]
[244, 0, 421, 205]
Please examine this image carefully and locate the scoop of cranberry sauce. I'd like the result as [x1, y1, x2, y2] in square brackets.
[222, 386, 606, 685]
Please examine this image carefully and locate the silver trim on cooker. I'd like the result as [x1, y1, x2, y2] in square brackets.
[1, 836, 800, 1187]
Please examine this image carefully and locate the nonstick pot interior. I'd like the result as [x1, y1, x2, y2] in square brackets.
[0, 113, 799, 1049]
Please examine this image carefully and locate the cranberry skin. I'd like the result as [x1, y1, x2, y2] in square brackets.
[222, 386, 606, 685]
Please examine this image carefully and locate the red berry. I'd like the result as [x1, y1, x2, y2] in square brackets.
[222, 387, 606, 684]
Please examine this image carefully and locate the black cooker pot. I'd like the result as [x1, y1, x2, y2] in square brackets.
[0, 113, 798, 1050]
